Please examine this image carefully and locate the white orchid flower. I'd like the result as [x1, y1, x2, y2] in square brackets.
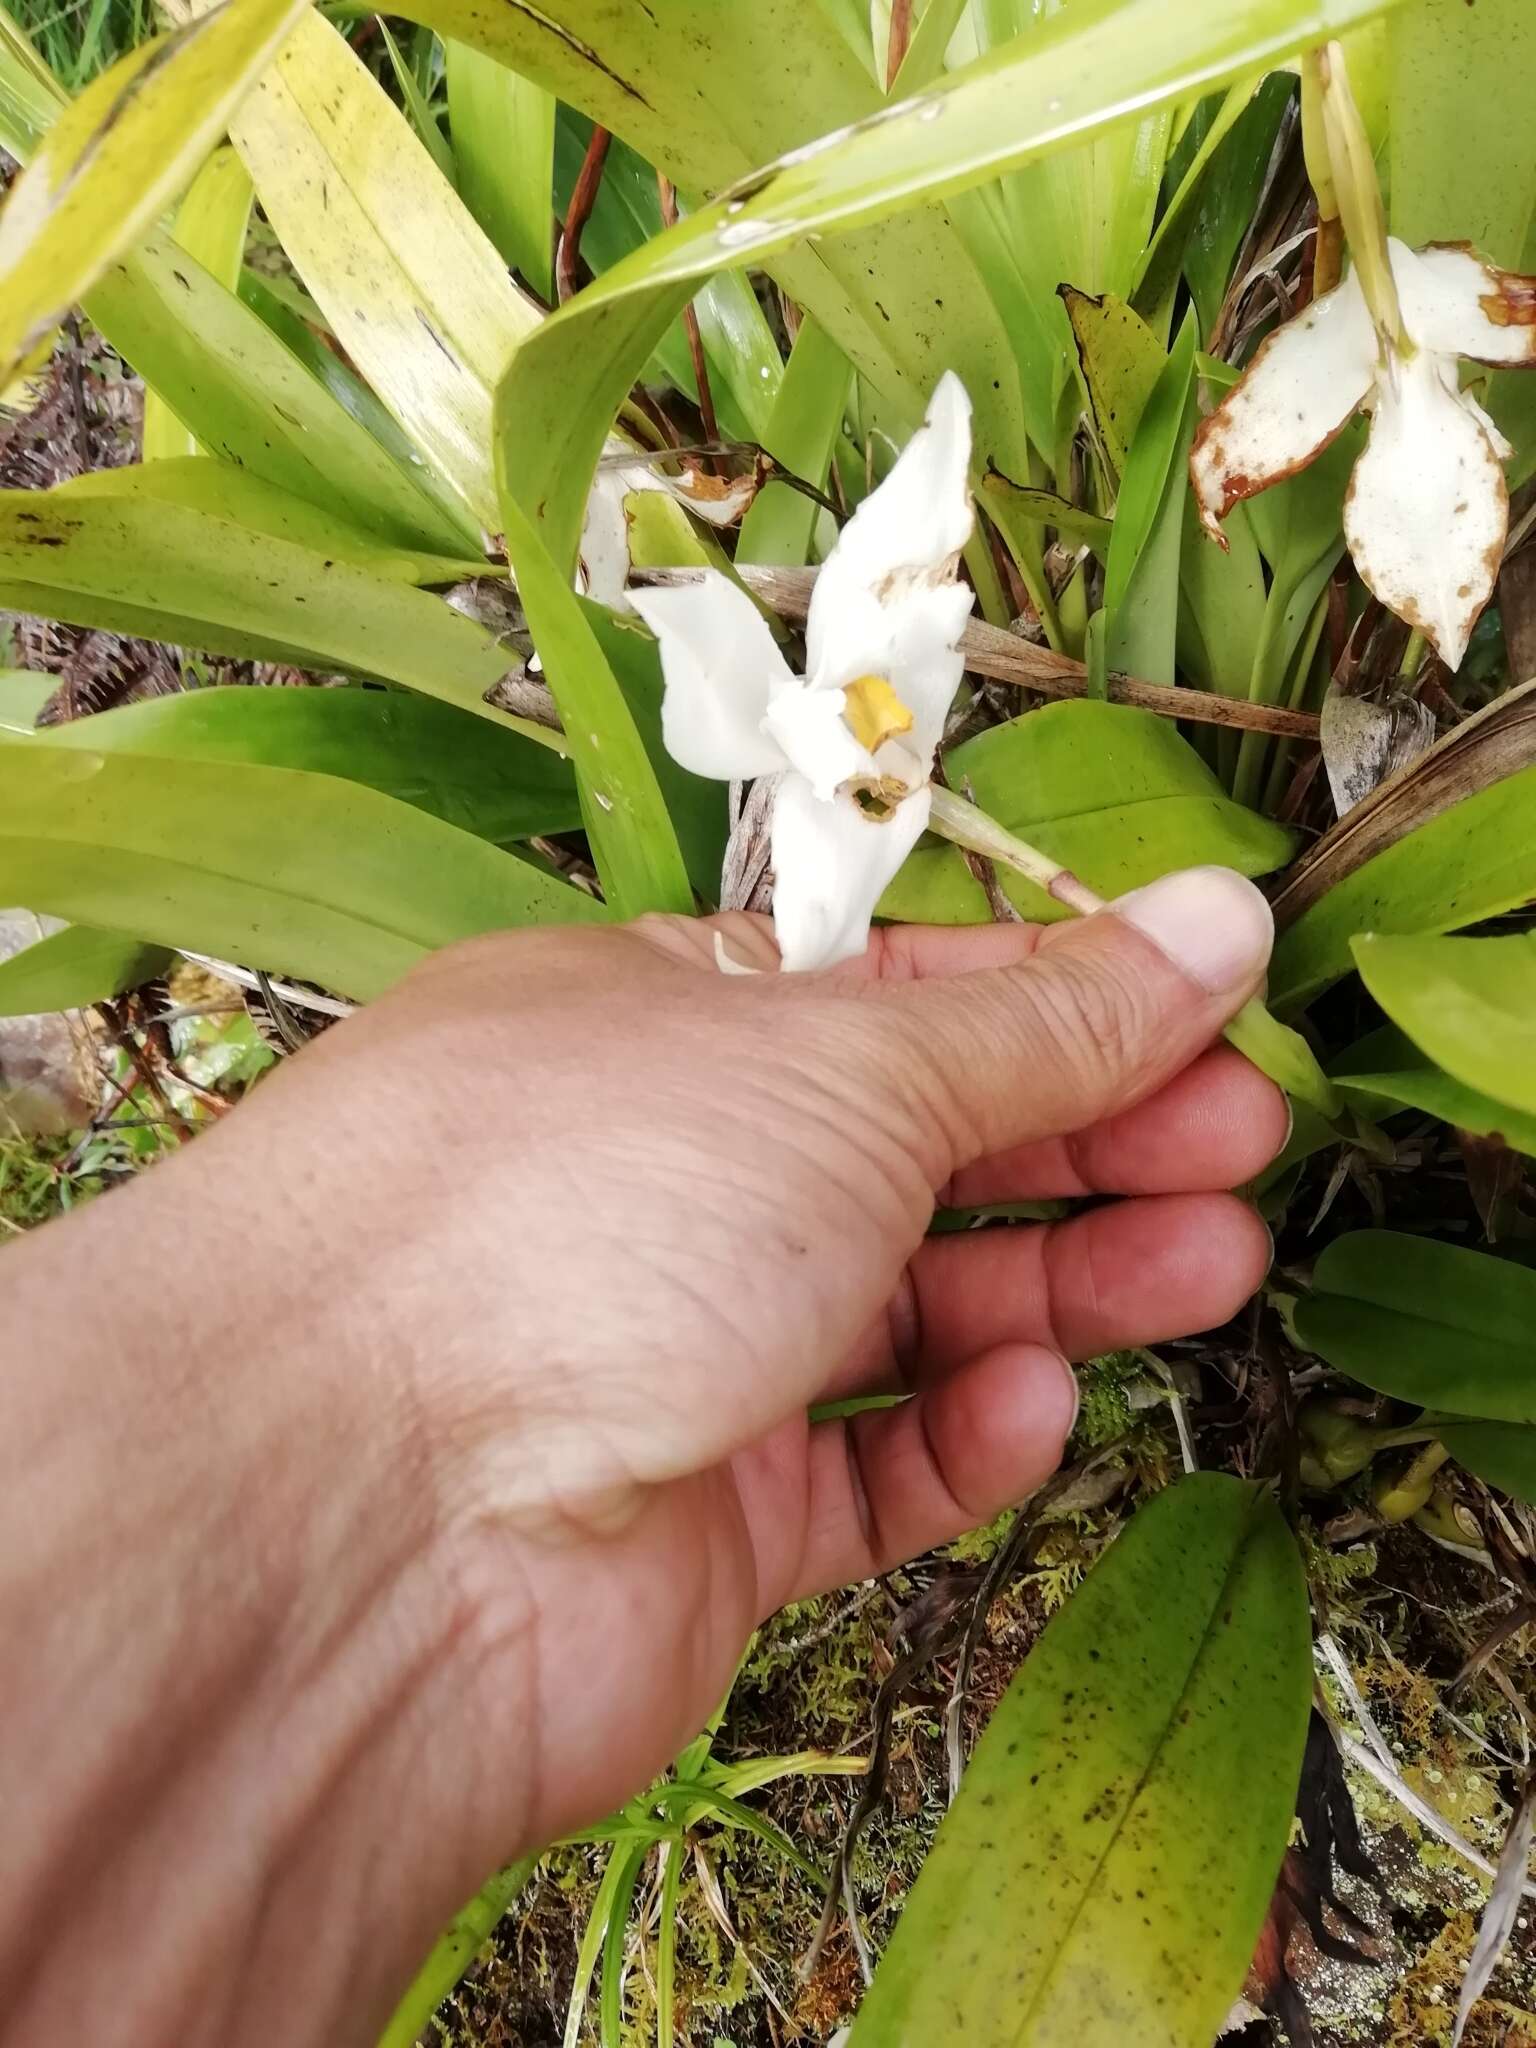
[1191, 238, 1536, 672]
[630, 373, 974, 971]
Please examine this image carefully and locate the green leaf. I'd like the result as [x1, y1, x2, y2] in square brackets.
[1132, 76, 1261, 332]
[1352, 931, 1536, 1121]
[977, 474, 1111, 558]
[377, 18, 455, 184]
[1104, 312, 1197, 684]
[0, 666, 54, 730]
[0, 743, 604, 1003]
[1061, 285, 1166, 477]
[1270, 763, 1536, 1012]
[55, 461, 486, 586]
[849, 1474, 1311, 2048]
[1178, 74, 1294, 342]
[1388, 0, 1536, 269]
[1440, 1423, 1536, 1507]
[499, 491, 692, 920]
[551, 118, 785, 445]
[1334, 1042, 1536, 1159]
[584, 604, 726, 902]
[880, 700, 1296, 925]
[0, 3, 65, 162]
[1340, 1073, 1536, 1154]
[0, 923, 172, 1017]
[491, 0, 1403, 579]
[85, 231, 478, 556]
[446, 38, 554, 297]
[187, 3, 540, 532]
[1225, 998, 1341, 1122]
[0, 489, 534, 734]
[410, 0, 1032, 485]
[0, 0, 308, 385]
[377, 1859, 540, 2048]
[142, 144, 253, 461]
[1298, 1232, 1536, 1421]
[971, 0, 1174, 429]
[0, 684, 582, 843]
[737, 318, 852, 567]
[1178, 497, 1266, 750]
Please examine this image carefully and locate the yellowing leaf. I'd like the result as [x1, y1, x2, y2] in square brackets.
[0, 0, 309, 386]
[142, 144, 253, 460]
[165, 1, 538, 531]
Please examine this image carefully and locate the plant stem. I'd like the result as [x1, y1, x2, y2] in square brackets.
[926, 784, 1102, 914]
[376, 1856, 539, 2048]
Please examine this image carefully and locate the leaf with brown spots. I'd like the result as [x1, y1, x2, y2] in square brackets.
[848, 1475, 1312, 2048]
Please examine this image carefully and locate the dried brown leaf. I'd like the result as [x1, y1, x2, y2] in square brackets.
[1272, 675, 1536, 927]
[1452, 1778, 1536, 2047]
[1320, 686, 1437, 819]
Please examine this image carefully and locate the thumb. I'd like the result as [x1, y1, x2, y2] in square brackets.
[864, 865, 1274, 1175]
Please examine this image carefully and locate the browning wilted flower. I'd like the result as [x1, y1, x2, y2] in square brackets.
[1191, 239, 1536, 670]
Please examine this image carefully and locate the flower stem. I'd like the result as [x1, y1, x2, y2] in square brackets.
[1299, 51, 1343, 297]
[1317, 40, 1408, 355]
[926, 784, 1102, 914]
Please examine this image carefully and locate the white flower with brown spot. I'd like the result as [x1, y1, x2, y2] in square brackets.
[631, 373, 974, 971]
[1191, 240, 1536, 670]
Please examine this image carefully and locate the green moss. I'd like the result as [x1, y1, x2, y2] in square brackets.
[1071, 1351, 1140, 1448]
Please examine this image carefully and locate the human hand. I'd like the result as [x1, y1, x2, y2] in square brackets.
[0, 867, 1281, 2047]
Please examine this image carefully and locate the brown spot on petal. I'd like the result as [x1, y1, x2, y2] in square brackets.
[1480, 276, 1536, 328]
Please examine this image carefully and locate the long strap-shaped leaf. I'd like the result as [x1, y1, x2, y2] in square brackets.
[88, 233, 479, 556]
[0, 0, 311, 385]
[498, 490, 693, 920]
[849, 1474, 1312, 2048]
[0, 745, 605, 1003]
[163, 0, 539, 533]
[141, 145, 253, 461]
[391, 0, 1031, 479]
[0, 11, 472, 557]
[494, 0, 1406, 577]
[0, 488, 524, 726]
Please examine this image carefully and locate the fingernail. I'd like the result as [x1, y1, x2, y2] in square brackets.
[1045, 1350, 1080, 1444]
[1111, 866, 1273, 996]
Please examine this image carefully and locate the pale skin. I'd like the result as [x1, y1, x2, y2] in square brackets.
[0, 864, 1284, 2046]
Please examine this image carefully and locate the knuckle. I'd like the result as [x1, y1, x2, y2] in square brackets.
[1011, 954, 1161, 1116]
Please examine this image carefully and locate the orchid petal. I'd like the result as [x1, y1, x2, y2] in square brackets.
[579, 471, 634, 610]
[807, 371, 974, 685]
[1190, 270, 1377, 542]
[630, 574, 794, 781]
[1345, 349, 1508, 670]
[770, 774, 932, 972]
[763, 681, 875, 801]
[884, 580, 975, 760]
[1395, 241, 1536, 370]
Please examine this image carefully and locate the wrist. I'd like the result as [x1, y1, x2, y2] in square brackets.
[0, 1139, 537, 2046]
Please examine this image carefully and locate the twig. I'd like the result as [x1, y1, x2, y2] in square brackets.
[1315, 1634, 1396, 1774]
[177, 954, 355, 1020]
[557, 124, 611, 304]
[885, 0, 912, 86]
[638, 565, 1323, 738]
[656, 175, 721, 463]
[1142, 1350, 1198, 1473]
[1334, 1729, 1536, 1897]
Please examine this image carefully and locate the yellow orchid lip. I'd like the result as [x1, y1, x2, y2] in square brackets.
[841, 672, 914, 754]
